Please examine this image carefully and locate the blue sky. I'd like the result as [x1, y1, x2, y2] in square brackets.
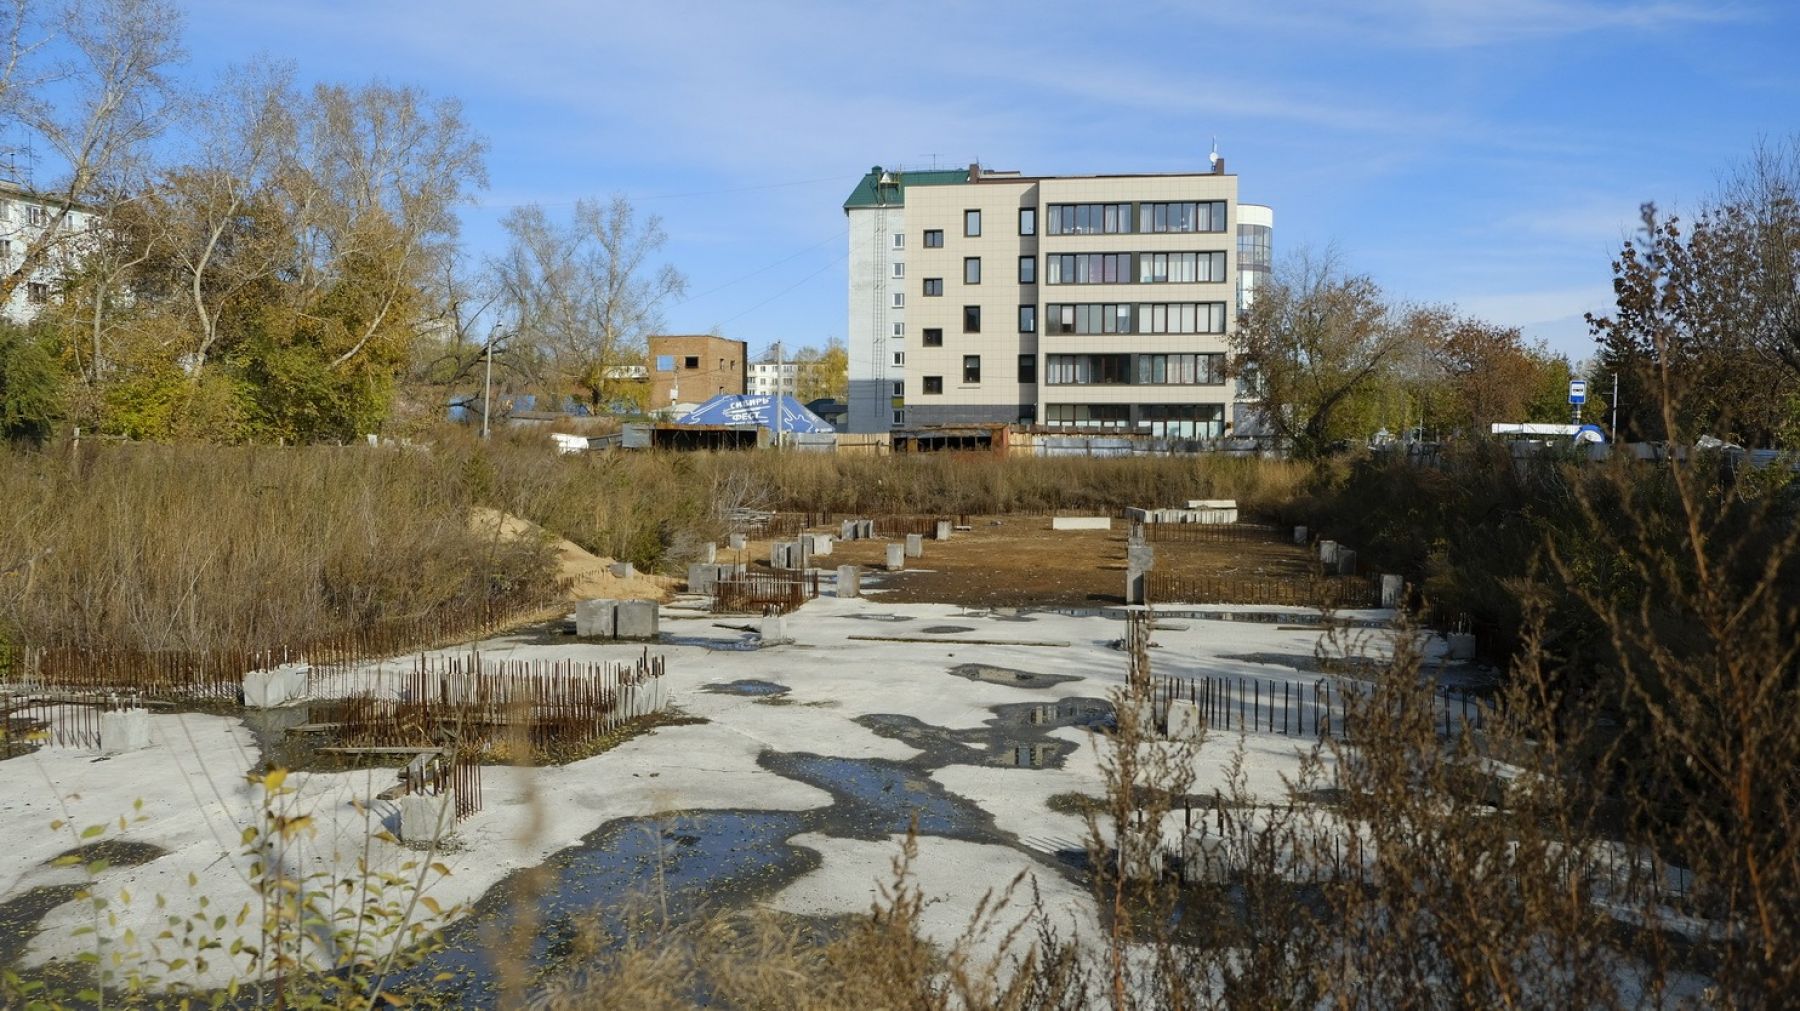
[172, 0, 1796, 362]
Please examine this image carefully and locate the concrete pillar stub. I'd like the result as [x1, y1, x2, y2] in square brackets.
[836, 564, 860, 598]
[1381, 574, 1404, 608]
[100, 709, 150, 754]
[615, 599, 660, 639]
[1319, 540, 1339, 564]
[702, 543, 717, 563]
[1337, 549, 1358, 576]
[728, 533, 747, 551]
[395, 794, 448, 844]
[885, 543, 905, 570]
[1294, 525, 1309, 546]
[1166, 699, 1203, 741]
[905, 533, 923, 557]
[935, 520, 952, 540]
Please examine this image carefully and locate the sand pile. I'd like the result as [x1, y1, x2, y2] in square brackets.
[471, 507, 673, 602]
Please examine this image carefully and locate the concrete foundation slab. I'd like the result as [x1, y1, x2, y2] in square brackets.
[1051, 516, 1111, 531]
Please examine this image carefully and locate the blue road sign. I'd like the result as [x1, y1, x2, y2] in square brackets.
[1569, 380, 1588, 405]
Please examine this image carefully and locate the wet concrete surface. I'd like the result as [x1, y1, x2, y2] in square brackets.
[700, 679, 791, 697]
[392, 693, 1113, 1005]
[948, 663, 1079, 690]
[918, 625, 977, 634]
[0, 841, 169, 976]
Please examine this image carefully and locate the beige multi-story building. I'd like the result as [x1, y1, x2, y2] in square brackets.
[843, 163, 1270, 437]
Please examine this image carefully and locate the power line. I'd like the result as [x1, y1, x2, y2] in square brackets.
[665, 228, 846, 309]
[708, 248, 847, 330]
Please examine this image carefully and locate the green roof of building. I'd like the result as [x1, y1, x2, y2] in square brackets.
[842, 167, 971, 210]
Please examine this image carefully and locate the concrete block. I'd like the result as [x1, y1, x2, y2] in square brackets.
[728, 533, 746, 551]
[687, 563, 716, 594]
[837, 564, 860, 598]
[841, 519, 857, 541]
[1124, 506, 1151, 523]
[858, 520, 875, 539]
[806, 533, 833, 557]
[935, 520, 952, 541]
[1319, 540, 1339, 565]
[615, 599, 659, 639]
[702, 543, 717, 563]
[1125, 542, 1155, 605]
[1051, 516, 1111, 531]
[759, 612, 789, 646]
[575, 599, 617, 639]
[886, 543, 905, 571]
[1167, 699, 1204, 741]
[1118, 836, 1165, 881]
[1127, 543, 1155, 571]
[100, 709, 150, 754]
[1293, 525, 1309, 546]
[395, 794, 448, 844]
[1182, 832, 1228, 884]
[1187, 498, 1237, 510]
[771, 541, 790, 569]
[609, 561, 634, 579]
[1337, 549, 1357, 576]
[1381, 574, 1404, 608]
[1446, 632, 1477, 661]
[905, 533, 923, 558]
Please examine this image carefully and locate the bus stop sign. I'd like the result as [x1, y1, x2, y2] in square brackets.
[1569, 380, 1587, 405]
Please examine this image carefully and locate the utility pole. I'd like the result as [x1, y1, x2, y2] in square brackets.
[1611, 372, 1619, 437]
[482, 324, 501, 439]
[774, 340, 785, 451]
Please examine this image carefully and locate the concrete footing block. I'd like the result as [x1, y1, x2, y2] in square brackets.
[688, 563, 714, 594]
[840, 520, 857, 541]
[1337, 549, 1358, 576]
[1118, 838, 1165, 881]
[395, 794, 449, 844]
[885, 543, 905, 571]
[1381, 574, 1404, 608]
[1051, 516, 1111, 531]
[1294, 525, 1309, 546]
[837, 564, 860, 598]
[615, 599, 660, 639]
[1182, 832, 1228, 884]
[1446, 632, 1477, 661]
[935, 520, 952, 541]
[1319, 540, 1339, 565]
[728, 533, 746, 551]
[1166, 699, 1202, 741]
[243, 663, 309, 708]
[702, 543, 717, 563]
[760, 612, 789, 646]
[905, 533, 923, 558]
[575, 599, 617, 639]
[805, 533, 833, 557]
[100, 709, 150, 754]
[610, 561, 634, 578]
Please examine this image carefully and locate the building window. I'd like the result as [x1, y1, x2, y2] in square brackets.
[924, 229, 944, 248]
[923, 328, 943, 347]
[1046, 252, 1133, 285]
[963, 305, 980, 333]
[1139, 251, 1228, 284]
[1019, 207, 1036, 236]
[1018, 354, 1037, 384]
[893, 322, 905, 337]
[964, 257, 980, 285]
[26, 281, 47, 304]
[1140, 403, 1226, 438]
[1134, 353, 1227, 385]
[0, 239, 10, 259]
[893, 410, 905, 425]
[1019, 255, 1035, 284]
[1018, 305, 1036, 333]
[1043, 403, 1131, 429]
[893, 232, 905, 248]
[964, 209, 981, 237]
[894, 352, 905, 366]
[923, 278, 943, 296]
[684, 355, 699, 369]
[892, 262, 905, 278]
[893, 292, 905, 308]
[892, 381, 904, 396]
[1045, 303, 1133, 335]
[963, 355, 981, 384]
[26, 205, 48, 227]
[1138, 201, 1228, 233]
[924, 376, 943, 394]
[1135, 302, 1228, 334]
[1047, 203, 1133, 235]
[655, 355, 675, 372]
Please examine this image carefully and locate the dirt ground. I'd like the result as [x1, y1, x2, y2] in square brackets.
[741, 516, 1316, 609]
[472, 507, 677, 601]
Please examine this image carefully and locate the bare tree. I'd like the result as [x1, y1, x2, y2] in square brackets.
[493, 196, 685, 412]
[0, 0, 182, 306]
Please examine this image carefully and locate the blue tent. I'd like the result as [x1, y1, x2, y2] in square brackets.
[676, 394, 836, 434]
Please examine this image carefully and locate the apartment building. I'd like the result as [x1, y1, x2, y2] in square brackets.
[843, 163, 1271, 437]
[747, 359, 799, 397]
[648, 334, 747, 412]
[0, 180, 96, 325]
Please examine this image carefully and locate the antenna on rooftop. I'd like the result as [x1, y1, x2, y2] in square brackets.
[1207, 137, 1220, 170]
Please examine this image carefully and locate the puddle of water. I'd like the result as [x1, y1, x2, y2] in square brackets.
[919, 625, 976, 634]
[947, 663, 1079, 690]
[759, 753, 993, 840]
[702, 679, 791, 697]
